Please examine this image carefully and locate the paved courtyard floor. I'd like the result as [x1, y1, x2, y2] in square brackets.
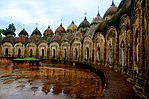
[98, 66, 144, 99]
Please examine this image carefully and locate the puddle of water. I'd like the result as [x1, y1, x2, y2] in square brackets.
[0, 60, 102, 99]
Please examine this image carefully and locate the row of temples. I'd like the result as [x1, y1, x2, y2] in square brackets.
[0, 0, 148, 98]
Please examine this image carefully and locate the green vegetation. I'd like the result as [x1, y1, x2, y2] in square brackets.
[0, 29, 3, 36]
[13, 57, 40, 61]
[0, 23, 16, 37]
[0, 30, 2, 41]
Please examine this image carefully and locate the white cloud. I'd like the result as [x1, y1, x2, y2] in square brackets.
[0, 8, 32, 24]
[0, 0, 121, 36]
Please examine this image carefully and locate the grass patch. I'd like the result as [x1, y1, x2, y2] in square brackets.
[13, 57, 40, 61]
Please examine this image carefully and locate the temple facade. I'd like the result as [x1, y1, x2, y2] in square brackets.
[0, 0, 148, 97]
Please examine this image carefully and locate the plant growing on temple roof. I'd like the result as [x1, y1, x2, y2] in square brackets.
[2, 23, 16, 37]
[0, 29, 4, 36]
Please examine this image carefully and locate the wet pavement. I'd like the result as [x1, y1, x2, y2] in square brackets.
[96, 65, 142, 99]
[0, 59, 102, 99]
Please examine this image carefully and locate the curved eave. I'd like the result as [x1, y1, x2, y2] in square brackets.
[60, 35, 70, 43]
[31, 33, 42, 37]
[0, 37, 15, 45]
[15, 37, 28, 45]
[36, 37, 48, 45]
[61, 33, 75, 44]
[117, 0, 126, 11]
[85, 25, 99, 39]
[71, 36, 82, 44]
[103, 6, 118, 19]
[75, 31, 84, 40]
[49, 35, 62, 44]
[106, 10, 121, 31]
[95, 19, 111, 37]
[105, 0, 131, 35]
[28, 37, 43, 44]
[120, 0, 131, 16]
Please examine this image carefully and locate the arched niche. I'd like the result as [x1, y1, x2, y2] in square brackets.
[14, 42, 25, 58]
[38, 42, 48, 58]
[106, 26, 117, 67]
[1, 42, 13, 57]
[26, 42, 37, 58]
[49, 42, 60, 59]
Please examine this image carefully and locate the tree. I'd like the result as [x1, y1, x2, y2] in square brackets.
[0, 29, 3, 40]
[2, 23, 16, 37]
[0, 29, 3, 36]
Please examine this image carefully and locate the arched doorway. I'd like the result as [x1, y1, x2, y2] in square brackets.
[64, 48, 66, 60]
[136, 44, 139, 73]
[30, 49, 33, 57]
[75, 48, 78, 60]
[85, 47, 89, 61]
[108, 44, 113, 65]
[135, 29, 139, 74]
[41, 49, 44, 58]
[52, 49, 56, 58]
[5, 48, 8, 57]
[97, 47, 100, 63]
[121, 41, 125, 72]
[18, 48, 21, 58]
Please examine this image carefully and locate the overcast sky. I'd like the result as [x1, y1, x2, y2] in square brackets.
[0, 0, 121, 36]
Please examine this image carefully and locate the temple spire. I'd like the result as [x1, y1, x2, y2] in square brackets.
[97, 6, 100, 16]
[48, 21, 50, 28]
[23, 24, 25, 29]
[111, 0, 115, 6]
[72, 20, 74, 24]
[71, 17, 74, 24]
[36, 23, 38, 28]
[84, 12, 87, 20]
[60, 19, 63, 26]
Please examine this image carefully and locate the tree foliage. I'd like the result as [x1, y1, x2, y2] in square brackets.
[1, 23, 16, 36]
[0, 29, 3, 36]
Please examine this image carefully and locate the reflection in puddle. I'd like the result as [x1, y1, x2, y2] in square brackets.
[0, 61, 102, 99]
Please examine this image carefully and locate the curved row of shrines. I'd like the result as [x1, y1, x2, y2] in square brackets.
[0, 0, 148, 97]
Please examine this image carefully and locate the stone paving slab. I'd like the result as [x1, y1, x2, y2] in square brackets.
[98, 66, 142, 99]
